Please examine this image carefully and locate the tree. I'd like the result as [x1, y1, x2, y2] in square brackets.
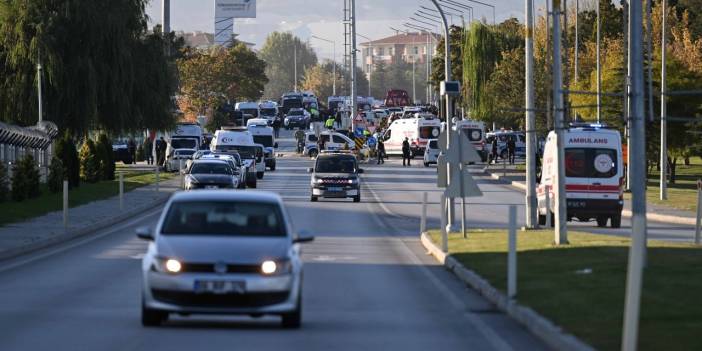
[301, 61, 344, 105]
[54, 133, 80, 188]
[259, 32, 317, 100]
[11, 154, 40, 202]
[463, 22, 499, 121]
[79, 139, 100, 183]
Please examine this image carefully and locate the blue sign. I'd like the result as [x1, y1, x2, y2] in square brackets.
[367, 136, 377, 148]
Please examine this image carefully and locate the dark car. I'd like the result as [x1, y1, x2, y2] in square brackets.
[308, 153, 363, 202]
[112, 141, 133, 164]
[284, 108, 310, 130]
[183, 159, 238, 190]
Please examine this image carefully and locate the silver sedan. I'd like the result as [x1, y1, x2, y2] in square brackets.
[137, 191, 314, 328]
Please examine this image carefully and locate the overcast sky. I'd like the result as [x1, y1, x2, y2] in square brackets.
[146, 0, 545, 60]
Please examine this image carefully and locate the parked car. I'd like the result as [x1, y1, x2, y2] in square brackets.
[423, 139, 440, 167]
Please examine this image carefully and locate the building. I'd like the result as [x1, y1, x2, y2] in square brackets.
[358, 32, 439, 75]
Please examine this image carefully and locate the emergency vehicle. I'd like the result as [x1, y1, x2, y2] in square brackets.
[381, 113, 441, 157]
[454, 120, 488, 162]
[537, 124, 623, 228]
[258, 101, 279, 124]
[210, 129, 259, 188]
[246, 119, 278, 171]
[235, 102, 259, 120]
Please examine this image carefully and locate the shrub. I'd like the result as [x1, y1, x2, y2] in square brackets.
[47, 156, 65, 193]
[54, 132, 80, 188]
[11, 154, 41, 201]
[96, 134, 115, 181]
[0, 161, 9, 202]
[79, 139, 100, 183]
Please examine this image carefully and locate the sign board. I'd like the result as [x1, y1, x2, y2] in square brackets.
[444, 165, 483, 198]
[438, 130, 482, 164]
[440, 81, 461, 97]
[215, 0, 257, 18]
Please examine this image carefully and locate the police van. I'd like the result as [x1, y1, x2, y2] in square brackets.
[538, 124, 624, 228]
[381, 113, 441, 157]
[454, 119, 488, 162]
[210, 129, 259, 188]
[247, 119, 278, 171]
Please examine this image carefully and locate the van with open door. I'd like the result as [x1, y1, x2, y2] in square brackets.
[538, 124, 624, 228]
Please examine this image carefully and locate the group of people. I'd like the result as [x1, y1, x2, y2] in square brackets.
[489, 136, 517, 165]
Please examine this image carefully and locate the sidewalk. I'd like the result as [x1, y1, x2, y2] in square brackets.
[0, 177, 181, 261]
[483, 165, 698, 225]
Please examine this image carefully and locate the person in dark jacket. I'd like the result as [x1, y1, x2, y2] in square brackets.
[376, 139, 385, 164]
[402, 137, 411, 166]
[491, 138, 498, 164]
[507, 137, 516, 165]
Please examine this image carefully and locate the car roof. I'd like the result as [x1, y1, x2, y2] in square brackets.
[192, 159, 228, 164]
[317, 153, 356, 159]
[170, 190, 283, 205]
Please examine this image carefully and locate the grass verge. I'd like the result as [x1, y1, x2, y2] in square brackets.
[428, 229, 702, 351]
[0, 171, 174, 226]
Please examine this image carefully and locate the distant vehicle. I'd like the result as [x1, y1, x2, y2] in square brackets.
[308, 153, 364, 202]
[454, 120, 488, 162]
[327, 96, 347, 113]
[253, 144, 266, 179]
[112, 141, 133, 164]
[211, 129, 258, 188]
[281, 92, 303, 114]
[384, 89, 411, 107]
[235, 102, 260, 122]
[199, 153, 246, 189]
[166, 122, 203, 161]
[284, 108, 310, 130]
[486, 130, 526, 159]
[423, 139, 440, 167]
[304, 131, 356, 158]
[165, 149, 196, 172]
[182, 159, 238, 190]
[538, 123, 623, 228]
[258, 101, 279, 124]
[137, 191, 314, 328]
[247, 122, 278, 171]
[381, 113, 441, 157]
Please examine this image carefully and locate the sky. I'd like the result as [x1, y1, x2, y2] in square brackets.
[146, 0, 541, 61]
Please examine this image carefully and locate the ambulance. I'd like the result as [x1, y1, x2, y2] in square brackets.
[537, 124, 624, 228]
[454, 119, 488, 162]
[381, 113, 441, 157]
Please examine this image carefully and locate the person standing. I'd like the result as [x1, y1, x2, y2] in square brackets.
[491, 137, 498, 164]
[294, 129, 306, 154]
[335, 111, 342, 128]
[127, 138, 136, 164]
[402, 137, 411, 167]
[156, 137, 167, 167]
[376, 139, 385, 165]
[325, 115, 335, 130]
[143, 139, 153, 165]
[272, 115, 281, 138]
[507, 137, 516, 165]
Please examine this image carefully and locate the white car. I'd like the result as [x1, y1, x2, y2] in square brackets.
[138, 191, 314, 328]
[423, 139, 440, 167]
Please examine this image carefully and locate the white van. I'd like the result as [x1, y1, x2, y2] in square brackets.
[247, 121, 278, 171]
[235, 102, 259, 124]
[210, 129, 259, 188]
[538, 124, 624, 228]
[258, 101, 279, 124]
[304, 131, 356, 158]
[454, 120, 488, 162]
[382, 113, 441, 157]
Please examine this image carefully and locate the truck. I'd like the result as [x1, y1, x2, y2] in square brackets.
[234, 102, 259, 124]
[258, 101, 279, 125]
[384, 89, 411, 107]
[281, 92, 303, 114]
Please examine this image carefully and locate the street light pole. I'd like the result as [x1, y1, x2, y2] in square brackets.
[596, 0, 601, 123]
[350, 0, 357, 129]
[36, 59, 43, 123]
[525, 0, 537, 229]
[660, 0, 668, 200]
[552, 0, 568, 244]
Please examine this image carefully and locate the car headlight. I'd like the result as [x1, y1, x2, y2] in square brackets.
[261, 260, 292, 275]
[153, 257, 182, 274]
[315, 178, 324, 184]
[261, 260, 276, 274]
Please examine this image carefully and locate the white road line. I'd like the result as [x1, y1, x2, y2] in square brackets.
[364, 175, 515, 351]
[0, 207, 163, 274]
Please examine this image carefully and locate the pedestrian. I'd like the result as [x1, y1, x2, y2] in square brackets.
[402, 137, 411, 166]
[491, 137, 498, 164]
[335, 111, 342, 128]
[507, 137, 516, 165]
[127, 138, 136, 164]
[294, 129, 306, 154]
[272, 116, 281, 138]
[325, 115, 335, 130]
[156, 137, 167, 167]
[143, 139, 153, 165]
[376, 139, 385, 164]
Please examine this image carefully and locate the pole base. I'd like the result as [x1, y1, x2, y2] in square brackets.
[446, 224, 459, 233]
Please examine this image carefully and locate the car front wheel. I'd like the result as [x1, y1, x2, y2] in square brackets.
[141, 299, 168, 327]
[281, 292, 302, 329]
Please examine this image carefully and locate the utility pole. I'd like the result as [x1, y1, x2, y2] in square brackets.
[574, 0, 578, 87]
[660, 0, 668, 200]
[350, 0, 357, 129]
[525, 0, 537, 229]
[294, 43, 298, 92]
[596, 0, 601, 123]
[552, 0, 568, 244]
[36, 58, 43, 123]
[622, 0, 648, 348]
[546, 0, 552, 130]
[162, 0, 170, 33]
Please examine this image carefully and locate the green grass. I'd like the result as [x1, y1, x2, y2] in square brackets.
[637, 157, 702, 212]
[0, 171, 174, 226]
[429, 229, 702, 351]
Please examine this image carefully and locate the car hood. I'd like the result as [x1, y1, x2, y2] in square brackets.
[156, 236, 290, 263]
[315, 172, 356, 179]
[189, 174, 232, 184]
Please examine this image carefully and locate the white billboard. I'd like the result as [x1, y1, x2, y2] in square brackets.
[215, 0, 257, 19]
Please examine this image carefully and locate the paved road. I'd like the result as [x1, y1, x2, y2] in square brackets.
[0, 129, 549, 351]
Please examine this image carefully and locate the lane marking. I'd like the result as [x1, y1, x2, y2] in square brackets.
[0, 207, 163, 274]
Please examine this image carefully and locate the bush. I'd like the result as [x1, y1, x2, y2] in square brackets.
[11, 154, 41, 201]
[0, 161, 8, 202]
[79, 139, 100, 183]
[47, 156, 65, 193]
[54, 132, 80, 188]
[96, 134, 115, 181]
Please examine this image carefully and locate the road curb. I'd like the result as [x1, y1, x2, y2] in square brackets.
[0, 193, 170, 262]
[483, 168, 697, 226]
[420, 232, 596, 351]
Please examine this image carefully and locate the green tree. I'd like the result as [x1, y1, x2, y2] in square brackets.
[463, 22, 499, 121]
[259, 32, 317, 100]
[96, 134, 115, 181]
[301, 61, 345, 105]
[54, 133, 80, 188]
[79, 139, 100, 183]
[47, 156, 64, 193]
[11, 153, 40, 202]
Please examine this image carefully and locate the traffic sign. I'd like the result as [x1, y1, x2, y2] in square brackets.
[438, 130, 482, 164]
[444, 165, 482, 198]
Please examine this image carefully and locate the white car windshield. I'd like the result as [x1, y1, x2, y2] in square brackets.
[161, 201, 286, 237]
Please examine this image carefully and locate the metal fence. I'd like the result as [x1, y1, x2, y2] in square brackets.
[0, 121, 59, 183]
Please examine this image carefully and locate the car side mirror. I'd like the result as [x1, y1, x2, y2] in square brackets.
[307, 167, 314, 173]
[357, 168, 364, 174]
[274, 142, 279, 149]
[293, 230, 315, 244]
[136, 226, 154, 241]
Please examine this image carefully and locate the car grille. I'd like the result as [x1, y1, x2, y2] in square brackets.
[181, 263, 260, 274]
[321, 178, 350, 184]
[190, 183, 232, 189]
[151, 290, 289, 308]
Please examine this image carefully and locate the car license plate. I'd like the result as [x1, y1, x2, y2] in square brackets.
[328, 187, 343, 192]
[194, 280, 245, 294]
[205, 185, 218, 189]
